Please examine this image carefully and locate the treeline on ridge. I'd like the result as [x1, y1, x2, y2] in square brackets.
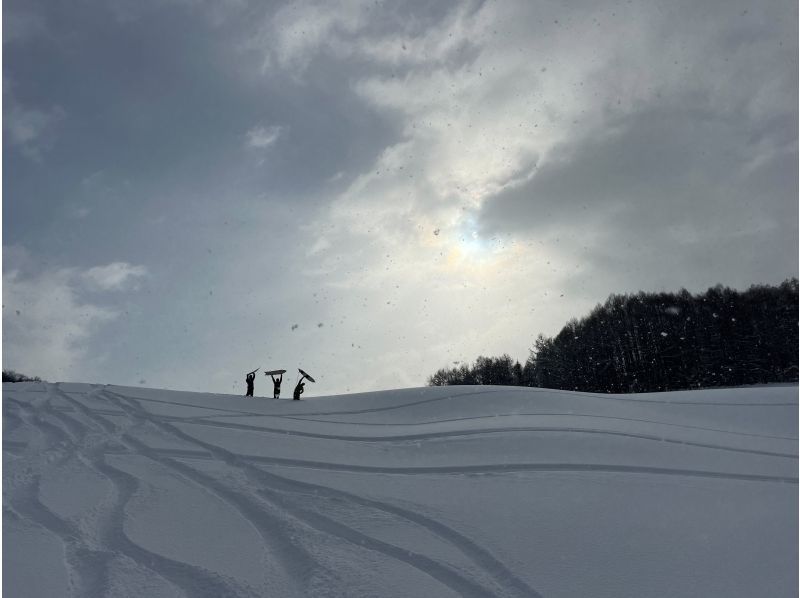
[2, 370, 43, 383]
[428, 279, 798, 393]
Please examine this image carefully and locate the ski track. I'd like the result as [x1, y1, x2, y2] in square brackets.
[246, 466, 545, 598]
[101, 389, 544, 598]
[164, 418, 797, 459]
[275, 412, 798, 441]
[84, 385, 796, 424]
[79, 387, 797, 441]
[11, 388, 261, 598]
[5, 382, 796, 597]
[100, 385, 796, 595]
[146, 451, 794, 484]
[51, 408, 260, 598]
[95, 389, 796, 487]
[50, 385, 332, 598]
[5, 398, 113, 597]
[9, 441, 793, 486]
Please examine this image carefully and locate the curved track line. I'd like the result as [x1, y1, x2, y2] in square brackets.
[147, 451, 795, 484]
[246, 467, 544, 598]
[165, 418, 797, 459]
[5, 400, 112, 597]
[277, 411, 798, 441]
[103, 393, 508, 598]
[51, 409, 263, 598]
[36, 387, 258, 598]
[101, 389, 798, 485]
[11, 395, 227, 597]
[53, 385, 326, 597]
[105, 390, 539, 598]
[37, 443, 799, 487]
[6, 476, 113, 598]
[114, 388, 497, 419]
[105, 389, 798, 596]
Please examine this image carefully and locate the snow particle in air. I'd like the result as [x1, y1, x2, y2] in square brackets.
[291, 324, 299, 331]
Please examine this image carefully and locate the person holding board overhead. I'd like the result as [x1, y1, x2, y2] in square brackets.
[270, 372, 283, 399]
[293, 368, 315, 400]
[262, 369, 286, 399]
[245, 368, 258, 397]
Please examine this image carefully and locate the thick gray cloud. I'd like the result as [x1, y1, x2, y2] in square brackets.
[475, 0, 797, 297]
[3, 0, 797, 394]
[478, 101, 797, 284]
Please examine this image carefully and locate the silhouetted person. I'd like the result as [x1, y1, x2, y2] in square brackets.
[271, 373, 283, 399]
[293, 380, 305, 400]
[245, 372, 255, 397]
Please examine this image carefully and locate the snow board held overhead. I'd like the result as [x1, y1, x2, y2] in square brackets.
[263, 369, 286, 376]
[298, 368, 316, 383]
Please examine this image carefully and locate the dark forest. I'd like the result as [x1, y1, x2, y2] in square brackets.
[429, 279, 798, 393]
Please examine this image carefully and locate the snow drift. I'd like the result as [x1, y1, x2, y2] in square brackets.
[3, 382, 797, 597]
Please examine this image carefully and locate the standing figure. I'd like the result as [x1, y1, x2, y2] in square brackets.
[271, 373, 283, 399]
[293, 380, 305, 400]
[245, 370, 257, 397]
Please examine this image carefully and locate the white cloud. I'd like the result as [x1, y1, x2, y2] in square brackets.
[81, 262, 149, 291]
[261, 0, 372, 71]
[2, 268, 117, 381]
[236, 0, 797, 395]
[245, 124, 283, 149]
[257, 0, 795, 267]
[2, 258, 150, 381]
[256, 0, 638, 254]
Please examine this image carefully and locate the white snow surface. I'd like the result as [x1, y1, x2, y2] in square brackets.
[3, 382, 797, 597]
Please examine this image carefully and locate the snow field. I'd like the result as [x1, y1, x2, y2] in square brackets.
[3, 382, 797, 597]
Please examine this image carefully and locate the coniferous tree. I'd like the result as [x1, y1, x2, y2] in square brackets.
[429, 280, 798, 393]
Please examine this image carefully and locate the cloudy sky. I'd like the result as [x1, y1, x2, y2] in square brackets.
[3, 0, 797, 395]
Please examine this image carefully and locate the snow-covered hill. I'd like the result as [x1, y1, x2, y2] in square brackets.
[3, 382, 797, 597]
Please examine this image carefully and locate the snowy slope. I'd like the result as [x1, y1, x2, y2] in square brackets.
[3, 382, 797, 597]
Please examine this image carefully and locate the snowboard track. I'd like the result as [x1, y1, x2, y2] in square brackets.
[4, 382, 797, 598]
[100, 388, 545, 598]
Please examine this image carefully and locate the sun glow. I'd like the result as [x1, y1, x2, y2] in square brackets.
[458, 229, 491, 257]
[442, 225, 506, 273]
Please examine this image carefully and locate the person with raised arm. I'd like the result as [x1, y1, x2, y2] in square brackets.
[271, 373, 283, 399]
[245, 368, 258, 397]
[293, 379, 305, 400]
